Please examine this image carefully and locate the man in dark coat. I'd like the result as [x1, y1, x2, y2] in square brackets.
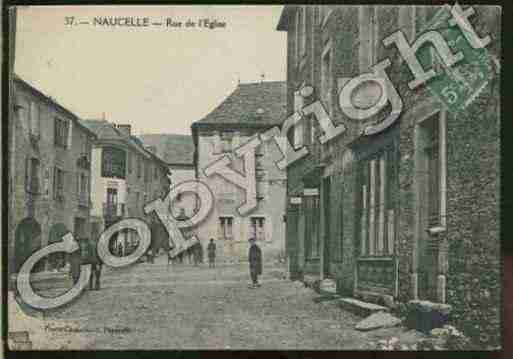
[248, 238, 262, 288]
[80, 237, 103, 291]
[207, 238, 216, 268]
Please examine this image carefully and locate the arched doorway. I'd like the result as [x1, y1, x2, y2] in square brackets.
[48, 223, 70, 271]
[14, 218, 42, 273]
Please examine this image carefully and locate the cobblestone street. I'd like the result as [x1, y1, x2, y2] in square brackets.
[12, 255, 419, 350]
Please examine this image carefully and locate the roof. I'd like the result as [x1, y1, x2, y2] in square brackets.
[192, 81, 287, 129]
[138, 134, 194, 166]
[80, 119, 167, 166]
[14, 75, 97, 139]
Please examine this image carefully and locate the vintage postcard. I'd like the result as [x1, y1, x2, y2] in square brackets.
[4, 4, 503, 351]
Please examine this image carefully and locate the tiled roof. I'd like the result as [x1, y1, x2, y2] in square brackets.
[192, 81, 287, 128]
[138, 134, 194, 166]
[14, 75, 97, 139]
[80, 119, 167, 166]
[80, 119, 121, 140]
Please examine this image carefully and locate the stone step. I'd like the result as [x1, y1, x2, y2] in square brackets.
[319, 278, 337, 295]
[355, 311, 402, 331]
[338, 297, 390, 317]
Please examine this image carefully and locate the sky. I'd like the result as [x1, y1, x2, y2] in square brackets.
[14, 5, 287, 136]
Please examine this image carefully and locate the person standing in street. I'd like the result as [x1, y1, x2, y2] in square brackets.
[193, 242, 201, 266]
[87, 237, 103, 290]
[207, 238, 216, 268]
[248, 238, 262, 288]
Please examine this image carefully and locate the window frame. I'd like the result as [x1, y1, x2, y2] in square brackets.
[25, 157, 40, 194]
[54, 117, 69, 148]
[53, 166, 65, 201]
[29, 101, 41, 139]
[357, 145, 398, 258]
[250, 216, 267, 241]
[101, 146, 127, 179]
[218, 216, 234, 240]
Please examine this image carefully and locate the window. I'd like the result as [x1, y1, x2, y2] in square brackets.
[25, 158, 40, 193]
[154, 164, 159, 180]
[250, 217, 266, 241]
[218, 217, 233, 240]
[77, 172, 89, 206]
[220, 132, 233, 152]
[29, 101, 40, 138]
[104, 187, 118, 216]
[256, 170, 267, 200]
[255, 143, 265, 157]
[54, 118, 69, 148]
[305, 195, 320, 259]
[101, 147, 126, 179]
[53, 167, 65, 201]
[358, 147, 398, 257]
[255, 155, 265, 171]
[293, 90, 304, 149]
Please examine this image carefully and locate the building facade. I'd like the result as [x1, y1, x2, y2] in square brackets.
[8, 76, 97, 275]
[191, 81, 288, 264]
[138, 134, 196, 219]
[81, 120, 170, 256]
[278, 5, 500, 346]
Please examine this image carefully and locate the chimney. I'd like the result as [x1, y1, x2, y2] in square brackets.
[116, 124, 131, 137]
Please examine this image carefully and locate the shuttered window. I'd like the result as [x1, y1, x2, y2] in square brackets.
[53, 167, 65, 201]
[250, 217, 266, 241]
[358, 146, 398, 257]
[54, 118, 69, 148]
[219, 217, 233, 240]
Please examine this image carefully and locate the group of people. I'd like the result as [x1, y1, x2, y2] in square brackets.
[67, 235, 264, 291]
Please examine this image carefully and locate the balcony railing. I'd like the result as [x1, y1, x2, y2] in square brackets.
[103, 203, 125, 218]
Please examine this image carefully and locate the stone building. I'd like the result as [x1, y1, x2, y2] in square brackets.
[277, 5, 500, 346]
[80, 120, 170, 255]
[8, 76, 98, 275]
[191, 81, 288, 263]
[138, 134, 196, 219]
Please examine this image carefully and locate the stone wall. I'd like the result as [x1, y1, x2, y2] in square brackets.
[9, 80, 95, 274]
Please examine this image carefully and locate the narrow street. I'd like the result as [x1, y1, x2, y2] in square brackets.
[19, 255, 414, 350]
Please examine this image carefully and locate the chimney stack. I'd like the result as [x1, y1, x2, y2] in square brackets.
[116, 124, 132, 137]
